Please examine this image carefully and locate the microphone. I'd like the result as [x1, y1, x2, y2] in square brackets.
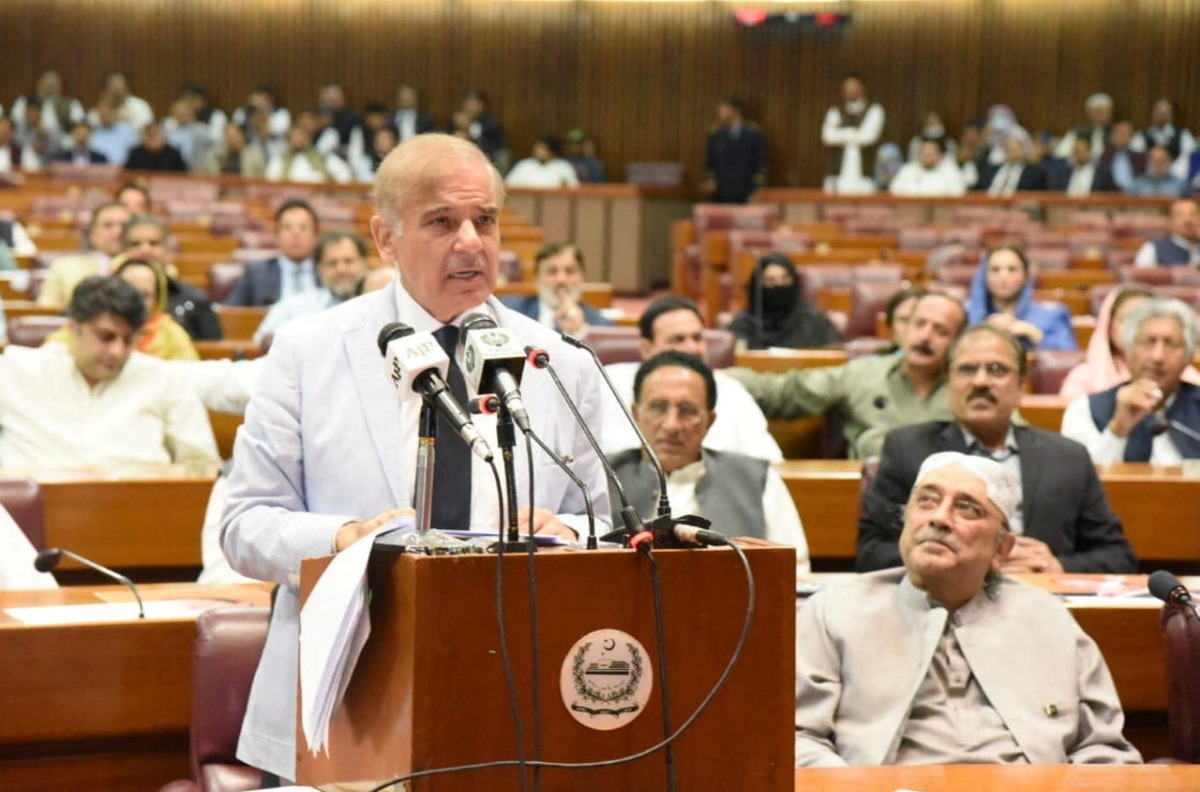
[558, 333, 672, 521]
[666, 522, 729, 547]
[35, 548, 146, 619]
[377, 322, 494, 462]
[461, 314, 531, 434]
[1148, 569, 1198, 615]
[525, 345, 645, 546]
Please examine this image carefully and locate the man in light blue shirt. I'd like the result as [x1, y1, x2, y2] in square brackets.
[253, 231, 368, 343]
[88, 99, 139, 166]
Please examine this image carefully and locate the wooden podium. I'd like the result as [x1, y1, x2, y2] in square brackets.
[296, 542, 795, 790]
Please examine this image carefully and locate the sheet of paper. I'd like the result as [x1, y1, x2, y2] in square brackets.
[4, 601, 202, 624]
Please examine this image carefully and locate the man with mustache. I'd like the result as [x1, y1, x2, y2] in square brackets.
[1062, 297, 1200, 462]
[857, 325, 1135, 573]
[796, 451, 1141, 767]
[727, 292, 965, 458]
[501, 242, 612, 338]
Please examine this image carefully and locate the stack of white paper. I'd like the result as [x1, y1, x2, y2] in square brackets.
[300, 518, 413, 756]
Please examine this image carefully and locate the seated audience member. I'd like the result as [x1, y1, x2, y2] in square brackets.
[1061, 285, 1159, 399]
[53, 120, 108, 167]
[1099, 120, 1146, 191]
[1127, 145, 1190, 198]
[200, 122, 267, 178]
[224, 199, 320, 306]
[458, 89, 506, 166]
[728, 252, 842, 350]
[352, 124, 398, 182]
[253, 231, 369, 344]
[115, 182, 151, 215]
[1132, 99, 1196, 173]
[0, 117, 35, 175]
[160, 96, 212, 170]
[36, 201, 132, 308]
[601, 296, 782, 461]
[177, 82, 228, 142]
[728, 293, 965, 459]
[966, 246, 1076, 350]
[883, 285, 928, 352]
[0, 503, 57, 589]
[230, 84, 291, 143]
[122, 214, 222, 340]
[1055, 135, 1118, 196]
[124, 121, 187, 172]
[858, 325, 1137, 573]
[797, 451, 1141, 767]
[265, 124, 352, 183]
[1134, 198, 1200, 266]
[92, 71, 154, 131]
[564, 129, 605, 183]
[0, 276, 219, 468]
[316, 83, 361, 158]
[12, 98, 63, 169]
[10, 70, 84, 140]
[979, 134, 1046, 196]
[703, 96, 766, 204]
[501, 242, 611, 338]
[977, 105, 1028, 170]
[889, 138, 966, 197]
[87, 98, 139, 166]
[956, 118, 984, 187]
[609, 352, 810, 572]
[1053, 92, 1114, 160]
[905, 110, 956, 164]
[504, 135, 580, 189]
[45, 255, 199, 361]
[1062, 298, 1200, 463]
[392, 84, 437, 143]
[0, 213, 38, 257]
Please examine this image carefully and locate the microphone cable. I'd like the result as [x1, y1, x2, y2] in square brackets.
[523, 431, 544, 790]
[365, 539, 757, 792]
[640, 544, 676, 791]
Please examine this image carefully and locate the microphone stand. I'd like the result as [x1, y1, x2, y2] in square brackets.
[494, 402, 536, 554]
[414, 401, 436, 535]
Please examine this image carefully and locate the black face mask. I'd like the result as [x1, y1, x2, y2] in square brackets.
[758, 284, 797, 318]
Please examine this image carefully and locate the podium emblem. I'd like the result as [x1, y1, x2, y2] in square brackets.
[560, 629, 653, 730]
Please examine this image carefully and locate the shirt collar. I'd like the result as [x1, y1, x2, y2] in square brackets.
[959, 423, 1019, 460]
[389, 277, 494, 335]
[666, 457, 706, 487]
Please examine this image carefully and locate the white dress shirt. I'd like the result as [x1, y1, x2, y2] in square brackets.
[0, 345, 219, 468]
[1066, 163, 1096, 197]
[987, 164, 1024, 197]
[274, 256, 317, 303]
[821, 102, 886, 195]
[504, 158, 580, 189]
[666, 456, 809, 573]
[601, 362, 783, 462]
[0, 504, 57, 590]
[1134, 234, 1200, 267]
[889, 160, 966, 197]
[265, 150, 352, 183]
[1061, 392, 1184, 464]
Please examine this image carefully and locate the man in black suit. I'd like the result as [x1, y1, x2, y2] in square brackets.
[392, 84, 437, 143]
[703, 96, 766, 204]
[857, 324, 1137, 574]
[53, 121, 108, 166]
[978, 135, 1047, 195]
[223, 198, 321, 306]
[1055, 136, 1118, 196]
[501, 242, 611, 337]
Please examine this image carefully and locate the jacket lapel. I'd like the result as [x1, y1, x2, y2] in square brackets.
[1014, 426, 1042, 529]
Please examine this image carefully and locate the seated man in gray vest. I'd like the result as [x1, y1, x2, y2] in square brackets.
[796, 451, 1141, 767]
[1062, 297, 1200, 462]
[607, 351, 809, 572]
[1133, 198, 1200, 266]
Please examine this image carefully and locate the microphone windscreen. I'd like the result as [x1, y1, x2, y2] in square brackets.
[1148, 569, 1183, 603]
[462, 313, 497, 333]
[34, 548, 62, 573]
[377, 322, 413, 356]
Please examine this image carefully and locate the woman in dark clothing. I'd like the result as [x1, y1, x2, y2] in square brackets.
[729, 252, 842, 350]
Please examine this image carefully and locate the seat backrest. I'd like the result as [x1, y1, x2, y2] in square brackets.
[0, 479, 44, 550]
[191, 607, 270, 792]
[1161, 603, 1200, 763]
[7, 315, 68, 348]
[1028, 349, 1086, 395]
[845, 281, 903, 340]
[692, 204, 778, 234]
[207, 263, 246, 303]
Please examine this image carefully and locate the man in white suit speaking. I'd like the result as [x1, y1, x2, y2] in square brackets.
[222, 133, 610, 783]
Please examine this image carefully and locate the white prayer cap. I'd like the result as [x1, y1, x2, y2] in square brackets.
[913, 451, 1019, 527]
[1085, 93, 1113, 109]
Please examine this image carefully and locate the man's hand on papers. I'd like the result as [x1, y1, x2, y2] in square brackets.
[335, 508, 417, 552]
[515, 506, 578, 541]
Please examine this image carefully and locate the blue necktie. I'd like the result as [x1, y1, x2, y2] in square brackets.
[431, 325, 471, 532]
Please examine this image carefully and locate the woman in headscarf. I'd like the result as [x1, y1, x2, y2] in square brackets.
[729, 252, 842, 350]
[1059, 284, 1200, 399]
[966, 246, 1077, 350]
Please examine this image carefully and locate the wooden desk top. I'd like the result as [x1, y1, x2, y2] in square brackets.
[794, 764, 1200, 791]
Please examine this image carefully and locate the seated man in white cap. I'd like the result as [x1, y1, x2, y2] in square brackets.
[795, 451, 1141, 767]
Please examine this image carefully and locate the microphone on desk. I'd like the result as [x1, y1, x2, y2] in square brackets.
[35, 548, 146, 619]
[1148, 570, 1199, 617]
[461, 314, 532, 434]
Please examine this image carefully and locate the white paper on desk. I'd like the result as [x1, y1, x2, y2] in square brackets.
[5, 601, 201, 624]
[299, 517, 413, 757]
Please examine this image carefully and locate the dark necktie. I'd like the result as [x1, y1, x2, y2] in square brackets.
[431, 325, 471, 532]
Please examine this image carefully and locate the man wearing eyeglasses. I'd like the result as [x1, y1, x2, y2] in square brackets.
[1062, 297, 1200, 463]
[607, 351, 810, 573]
[856, 324, 1136, 574]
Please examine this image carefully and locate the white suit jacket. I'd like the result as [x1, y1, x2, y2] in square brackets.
[222, 284, 610, 779]
[795, 569, 1141, 767]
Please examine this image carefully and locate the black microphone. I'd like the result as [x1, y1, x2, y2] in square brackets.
[377, 322, 494, 462]
[526, 345, 645, 547]
[558, 333, 672, 521]
[1148, 569, 1198, 614]
[460, 314, 531, 434]
[35, 548, 146, 619]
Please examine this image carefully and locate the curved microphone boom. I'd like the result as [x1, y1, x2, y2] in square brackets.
[377, 322, 494, 462]
[35, 548, 146, 619]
